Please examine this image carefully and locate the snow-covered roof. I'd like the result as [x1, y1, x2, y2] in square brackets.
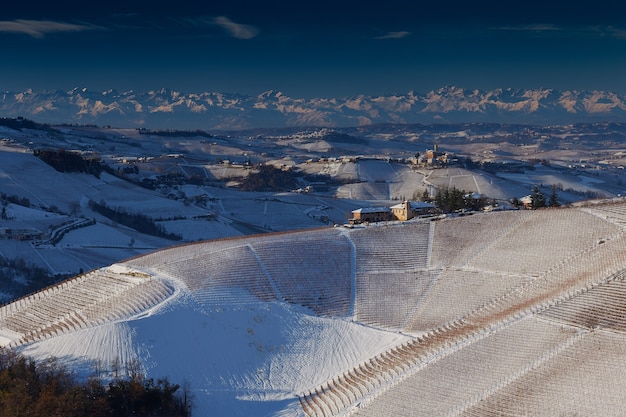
[352, 207, 391, 214]
[390, 201, 436, 210]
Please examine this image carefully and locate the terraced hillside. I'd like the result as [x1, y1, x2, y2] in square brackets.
[0, 265, 174, 347]
[3, 201, 626, 416]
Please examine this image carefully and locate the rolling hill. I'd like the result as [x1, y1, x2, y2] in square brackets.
[2, 200, 626, 416]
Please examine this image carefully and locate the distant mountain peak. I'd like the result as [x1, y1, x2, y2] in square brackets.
[258, 89, 283, 97]
[3, 87, 626, 129]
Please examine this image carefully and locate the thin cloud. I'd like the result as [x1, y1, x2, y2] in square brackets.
[601, 26, 626, 39]
[212, 16, 259, 39]
[376, 31, 411, 39]
[494, 24, 626, 40]
[0, 19, 97, 38]
[494, 24, 561, 32]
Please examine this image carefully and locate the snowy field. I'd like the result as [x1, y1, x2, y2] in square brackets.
[4, 123, 626, 416]
[425, 167, 530, 201]
[0, 145, 365, 284]
[0, 145, 102, 212]
[3, 202, 626, 416]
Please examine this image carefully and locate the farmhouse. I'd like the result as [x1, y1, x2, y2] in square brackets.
[519, 195, 533, 209]
[350, 207, 392, 223]
[351, 200, 437, 224]
[390, 200, 437, 221]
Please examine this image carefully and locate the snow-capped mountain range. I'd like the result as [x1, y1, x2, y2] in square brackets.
[3, 86, 626, 129]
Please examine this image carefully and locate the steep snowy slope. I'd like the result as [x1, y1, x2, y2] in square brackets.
[3, 203, 626, 416]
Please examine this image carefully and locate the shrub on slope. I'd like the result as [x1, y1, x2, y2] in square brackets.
[0, 348, 192, 417]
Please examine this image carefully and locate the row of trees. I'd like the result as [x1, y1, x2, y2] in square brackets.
[423, 187, 490, 213]
[88, 200, 182, 241]
[1, 193, 31, 213]
[0, 348, 192, 417]
[425, 183, 561, 213]
[535, 184, 560, 208]
[0, 117, 56, 133]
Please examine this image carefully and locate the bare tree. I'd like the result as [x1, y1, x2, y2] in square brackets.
[69, 200, 81, 217]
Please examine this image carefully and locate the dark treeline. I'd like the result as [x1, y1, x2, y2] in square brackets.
[88, 200, 182, 241]
[34, 149, 103, 178]
[240, 164, 298, 191]
[0, 348, 192, 417]
[321, 131, 367, 145]
[0, 117, 57, 133]
[0, 257, 59, 302]
[1, 192, 31, 209]
[137, 128, 214, 139]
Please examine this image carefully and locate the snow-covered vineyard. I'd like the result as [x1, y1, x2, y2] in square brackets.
[3, 201, 626, 416]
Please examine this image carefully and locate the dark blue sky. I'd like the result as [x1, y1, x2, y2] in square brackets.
[2, 1, 626, 97]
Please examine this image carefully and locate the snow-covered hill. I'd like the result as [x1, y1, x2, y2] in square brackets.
[4, 203, 626, 416]
[4, 86, 626, 129]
